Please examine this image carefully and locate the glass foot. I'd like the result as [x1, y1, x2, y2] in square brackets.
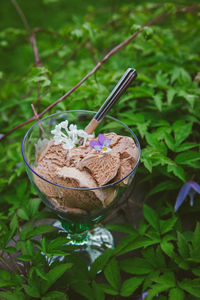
[47, 221, 114, 265]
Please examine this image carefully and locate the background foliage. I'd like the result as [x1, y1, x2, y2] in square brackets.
[0, 0, 200, 299]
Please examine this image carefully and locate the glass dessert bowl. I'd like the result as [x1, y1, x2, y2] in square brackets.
[22, 110, 141, 264]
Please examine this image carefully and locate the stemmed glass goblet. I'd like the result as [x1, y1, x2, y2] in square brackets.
[22, 110, 140, 264]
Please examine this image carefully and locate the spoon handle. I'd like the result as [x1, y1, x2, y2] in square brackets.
[85, 68, 137, 134]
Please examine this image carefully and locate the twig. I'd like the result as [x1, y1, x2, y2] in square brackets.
[31, 104, 39, 120]
[0, 5, 198, 142]
[0, 256, 15, 272]
[11, 0, 42, 114]
[7, 253, 24, 275]
[10, 0, 31, 34]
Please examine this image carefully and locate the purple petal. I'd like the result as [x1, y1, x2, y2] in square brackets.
[189, 189, 195, 206]
[138, 292, 148, 300]
[189, 181, 200, 194]
[90, 140, 99, 148]
[94, 145, 102, 151]
[103, 138, 111, 147]
[174, 182, 191, 212]
[98, 134, 105, 145]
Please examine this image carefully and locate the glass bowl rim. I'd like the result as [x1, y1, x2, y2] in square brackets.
[22, 110, 141, 191]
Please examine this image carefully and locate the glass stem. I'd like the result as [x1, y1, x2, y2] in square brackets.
[61, 220, 91, 243]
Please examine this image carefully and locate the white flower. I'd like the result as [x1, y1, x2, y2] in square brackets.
[51, 120, 92, 149]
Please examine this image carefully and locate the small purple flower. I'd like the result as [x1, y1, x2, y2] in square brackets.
[138, 291, 149, 300]
[90, 134, 111, 153]
[174, 181, 200, 212]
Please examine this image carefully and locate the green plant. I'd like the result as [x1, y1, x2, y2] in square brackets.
[0, 0, 200, 299]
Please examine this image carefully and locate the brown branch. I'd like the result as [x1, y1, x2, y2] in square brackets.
[0, 5, 198, 142]
[11, 0, 42, 114]
[10, 0, 31, 34]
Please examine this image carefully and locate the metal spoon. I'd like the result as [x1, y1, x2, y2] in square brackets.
[85, 67, 137, 134]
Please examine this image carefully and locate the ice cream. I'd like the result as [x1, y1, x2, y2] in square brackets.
[34, 132, 139, 214]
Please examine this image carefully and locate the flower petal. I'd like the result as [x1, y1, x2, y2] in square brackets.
[174, 182, 191, 212]
[94, 145, 102, 151]
[90, 140, 99, 148]
[98, 134, 105, 145]
[189, 189, 195, 206]
[190, 181, 200, 194]
[103, 138, 111, 147]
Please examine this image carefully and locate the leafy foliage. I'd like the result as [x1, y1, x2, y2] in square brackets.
[0, 0, 200, 299]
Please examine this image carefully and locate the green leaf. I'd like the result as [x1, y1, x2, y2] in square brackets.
[114, 235, 159, 256]
[173, 120, 192, 145]
[41, 263, 73, 294]
[120, 257, 153, 274]
[192, 222, 200, 250]
[160, 217, 177, 235]
[17, 208, 29, 221]
[24, 284, 41, 298]
[175, 151, 200, 165]
[0, 291, 25, 300]
[169, 287, 185, 300]
[104, 258, 121, 291]
[148, 180, 177, 196]
[167, 88, 176, 105]
[177, 232, 189, 258]
[106, 223, 137, 234]
[143, 204, 159, 231]
[27, 224, 57, 239]
[29, 198, 41, 217]
[153, 92, 163, 111]
[160, 241, 174, 258]
[89, 249, 113, 279]
[35, 268, 48, 281]
[167, 165, 186, 182]
[92, 281, 105, 300]
[42, 291, 68, 300]
[120, 276, 144, 297]
[98, 284, 118, 296]
[178, 279, 200, 297]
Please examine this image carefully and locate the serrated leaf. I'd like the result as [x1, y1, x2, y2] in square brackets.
[192, 222, 200, 250]
[42, 291, 68, 300]
[160, 217, 177, 235]
[167, 165, 186, 182]
[106, 223, 137, 234]
[177, 232, 189, 258]
[148, 180, 177, 196]
[175, 151, 200, 165]
[173, 120, 192, 145]
[169, 288, 184, 300]
[104, 258, 121, 291]
[120, 257, 153, 274]
[160, 241, 174, 258]
[29, 198, 41, 217]
[27, 225, 57, 239]
[153, 92, 163, 111]
[98, 283, 118, 295]
[178, 279, 200, 297]
[41, 263, 73, 294]
[24, 284, 40, 298]
[167, 88, 176, 105]
[17, 208, 29, 221]
[89, 249, 113, 279]
[120, 276, 144, 297]
[92, 281, 105, 300]
[143, 204, 159, 231]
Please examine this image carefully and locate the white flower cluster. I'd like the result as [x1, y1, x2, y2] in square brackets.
[51, 120, 92, 149]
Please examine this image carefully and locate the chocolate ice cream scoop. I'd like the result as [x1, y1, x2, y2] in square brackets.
[77, 152, 120, 186]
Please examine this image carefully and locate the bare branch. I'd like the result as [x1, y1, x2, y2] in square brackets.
[10, 0, 31, 34]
